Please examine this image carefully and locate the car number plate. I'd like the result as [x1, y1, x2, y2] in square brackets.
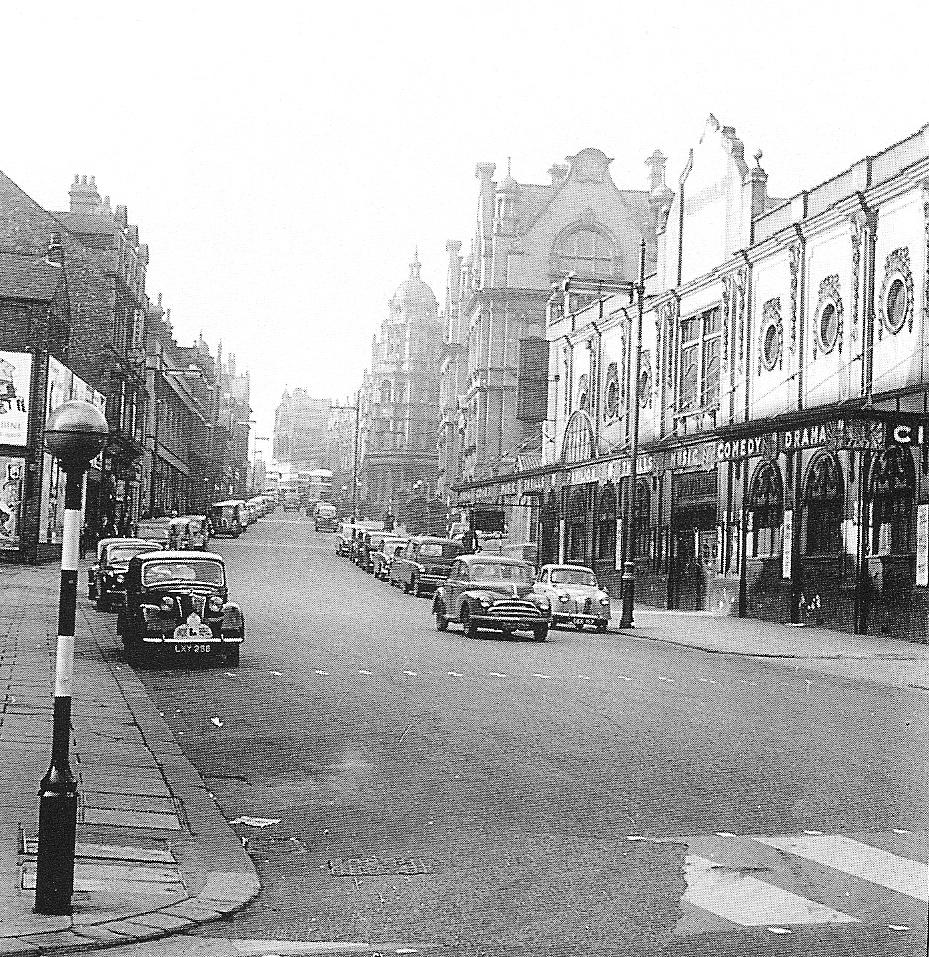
[173, 643, 213, 654]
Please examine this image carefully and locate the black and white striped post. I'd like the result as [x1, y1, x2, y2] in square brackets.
[35, 400, 108, 916]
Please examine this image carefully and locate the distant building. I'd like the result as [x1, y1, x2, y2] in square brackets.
[439, 150, 670, 493]
[359, 251, 442, 519]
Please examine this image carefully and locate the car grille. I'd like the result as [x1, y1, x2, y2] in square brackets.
[488, 599, 542, 618]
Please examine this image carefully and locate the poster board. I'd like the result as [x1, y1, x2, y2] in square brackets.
[0, 352, 32, 446]
[782, 509, 793, 580]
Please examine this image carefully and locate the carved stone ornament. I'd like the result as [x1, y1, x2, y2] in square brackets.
[849, 212, 865, 344]
[721, 275, 732, 366]
[878, 246, 914, 339]
[788, 241, 801, 355]
[814, 275, 843, 357]
[758, 297, 783, 373]
[735, 266, 748, 369]
[923, 182, 929, 337]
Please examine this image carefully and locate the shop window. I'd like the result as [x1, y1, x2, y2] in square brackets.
[749, 461, 783, 558]
[869, 444, 914, 554]
[595, 483, 616, 563]
[804, 452, 843, 555]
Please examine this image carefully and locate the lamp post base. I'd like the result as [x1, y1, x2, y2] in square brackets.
[619, 560, 635, 629]
[35, 763, 78, 915]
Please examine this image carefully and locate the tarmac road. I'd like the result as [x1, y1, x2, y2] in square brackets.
[130, 514, 929, 956]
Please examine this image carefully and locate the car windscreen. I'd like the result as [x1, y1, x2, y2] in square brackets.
[469, 562, 532, 582]
[550, 568, 597, 586]
[107, 545, 159, 564]
[142, 560, 224, 586]
[136, 525, 169, 540]
[418, 543, 461, 559]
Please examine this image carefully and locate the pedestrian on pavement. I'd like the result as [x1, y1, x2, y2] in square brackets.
[461, 527, 479, 554]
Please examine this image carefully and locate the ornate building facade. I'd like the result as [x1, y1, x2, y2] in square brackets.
[456, 115, 929, 642]
[360, 252, 442, 519]
[437, 149, 670, 498]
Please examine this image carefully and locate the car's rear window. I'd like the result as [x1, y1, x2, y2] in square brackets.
[469, 562, 532, 582]
[142, 561, 224, 586]
[419, 543, 462, 558]
[108, 544, 159, 564]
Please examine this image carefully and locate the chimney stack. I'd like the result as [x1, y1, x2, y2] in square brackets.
[69, 174, 102, 216]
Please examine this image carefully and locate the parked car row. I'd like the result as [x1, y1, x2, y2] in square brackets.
[87, 536, 245, 667]
[335, 523, 612, 641]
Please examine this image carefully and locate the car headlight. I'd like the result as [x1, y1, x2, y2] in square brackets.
[208, 596, 224, 613]
[479, 598, 491, 608]
[160, 597, 174, 613]
[116, 574, 125, 584]
[558, 593, 570, 602]
[600, 597, 611, 606]
[535, 596, 550, 609]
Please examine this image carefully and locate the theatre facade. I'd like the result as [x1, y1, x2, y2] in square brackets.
[454, 116, 929, 641]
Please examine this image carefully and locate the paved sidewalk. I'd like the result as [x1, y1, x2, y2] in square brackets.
[615, 601, 929, 691]
[0, 563, 260, 954]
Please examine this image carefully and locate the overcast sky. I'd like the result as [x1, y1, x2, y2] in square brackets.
[3, 0, 928, 452]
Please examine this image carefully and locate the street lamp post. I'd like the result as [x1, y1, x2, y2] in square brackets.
[35, 400, 108, 915]
[619, 237, 647, 630]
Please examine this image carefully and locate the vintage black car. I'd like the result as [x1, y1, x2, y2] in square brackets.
[117, 551, 245, 666]
[432, 554, 550, 641]
[91, 538, 162, 610]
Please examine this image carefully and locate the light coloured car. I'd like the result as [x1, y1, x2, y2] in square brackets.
[534, 564, 611, 632]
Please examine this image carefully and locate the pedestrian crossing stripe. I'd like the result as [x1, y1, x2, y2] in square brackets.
[682, 854, 859, 926]
[678, 830, 929, 933]
[752, 834, 929, 904]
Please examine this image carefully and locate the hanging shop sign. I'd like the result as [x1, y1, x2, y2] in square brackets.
[0, 352, 32, 447]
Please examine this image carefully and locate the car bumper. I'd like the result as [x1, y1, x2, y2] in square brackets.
[471, 614, 546, 630]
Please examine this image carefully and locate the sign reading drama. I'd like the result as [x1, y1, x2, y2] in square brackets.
[917, 504, 929, 588]
[0, 352, 32, 446]
[717, 418, 919, 462]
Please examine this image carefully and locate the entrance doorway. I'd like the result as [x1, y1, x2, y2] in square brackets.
[668, 468, 718, 611]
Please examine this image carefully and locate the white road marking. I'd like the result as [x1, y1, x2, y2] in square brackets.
[715, 831, 738, 838]
[446, 671, 463, 677]
[888, 924, 910, 931]
[767, 927, 791, 934]
[753, 835, 929, 902]
[803, 830, 824, 836]
[578, 675, 591, 681]
[270, 670, 283, 676]
[488, 671, 507, 678]
[357, 669, 372, 676]
[532, 673, 551, 679]
[617, 675, 632, 682]
[893, 828, 911, 835]
[314, 670, 329, 676]
[657, 676, 674, 682]
[403, 670, 418, 677]
[682, 854, 858, 926]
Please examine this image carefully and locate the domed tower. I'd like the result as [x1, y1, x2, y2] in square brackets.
[362, 250, 442, 523]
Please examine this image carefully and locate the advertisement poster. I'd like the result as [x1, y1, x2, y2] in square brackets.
[0, 456, 24, 550]
[0, 352, 32, 447]
[40, 358, 104, 544]
[782, 509, 793, 580]
[917, 504, 929, 588]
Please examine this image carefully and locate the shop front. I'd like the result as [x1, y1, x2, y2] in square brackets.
[719, 411, 929, 639]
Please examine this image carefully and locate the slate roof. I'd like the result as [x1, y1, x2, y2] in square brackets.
[0, 252, 62, 301]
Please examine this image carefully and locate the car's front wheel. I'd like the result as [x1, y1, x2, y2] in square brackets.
[596, 620, 608, 633]
[461, 606, 478, 640]
[532, 624, 549, 642]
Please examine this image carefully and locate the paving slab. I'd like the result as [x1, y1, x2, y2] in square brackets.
[0, 563, 260, 953]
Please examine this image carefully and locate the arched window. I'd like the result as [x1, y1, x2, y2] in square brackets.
[869, 444, 915, 554]
[561, 410, 596, 464]
[567, 487, 588, 563]
[749, 461, 783, 558]
[804, 452, 843, 555]
[595, 483, 616, 563]
[554, 228, 615, 277]
[577, 374, 590, 413]
[632, 478, 651, 559]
